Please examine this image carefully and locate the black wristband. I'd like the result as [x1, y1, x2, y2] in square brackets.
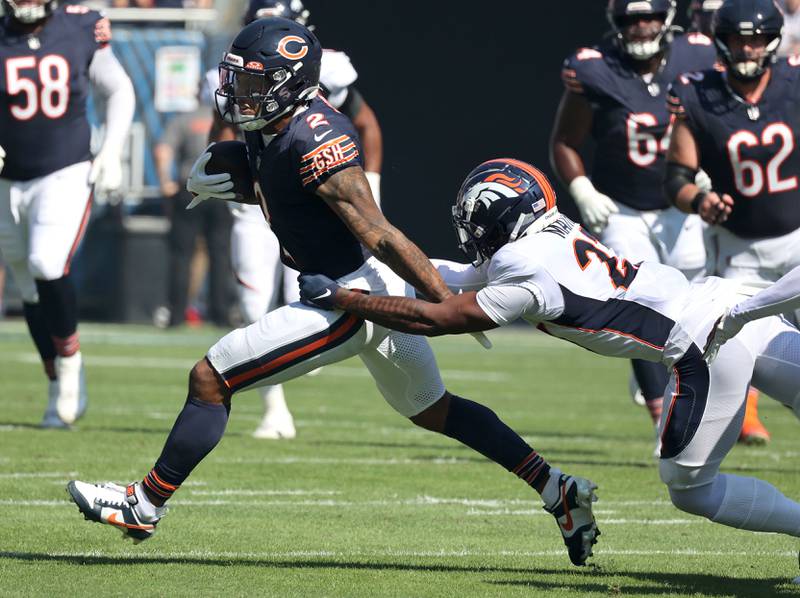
[690, 191, 707, 214]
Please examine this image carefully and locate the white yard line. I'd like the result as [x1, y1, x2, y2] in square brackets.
[0, 472, 77, 479]
[2, 352, 509, 381]
[1, 548, 793, 559]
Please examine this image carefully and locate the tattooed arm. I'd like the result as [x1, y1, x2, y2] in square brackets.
[334, 289, 498, 336]
[316, 166, 452, 302]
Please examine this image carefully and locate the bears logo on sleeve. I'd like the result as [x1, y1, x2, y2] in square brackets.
[299, 134, 360, 188]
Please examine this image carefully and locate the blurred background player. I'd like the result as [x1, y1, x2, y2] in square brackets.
[688, 0, 724, 36]
[664, 0, 798, 445]
[549, 0, 716, 442]
[204, 0, 385, 439]
[0, 0, 134, 427]
[154, 94, 233, 329]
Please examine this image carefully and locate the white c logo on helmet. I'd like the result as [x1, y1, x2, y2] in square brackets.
[277, 35, 308, 60]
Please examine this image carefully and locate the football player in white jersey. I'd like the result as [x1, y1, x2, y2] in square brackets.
[199, 0, 384, 439]
[299, 158, 800, 554]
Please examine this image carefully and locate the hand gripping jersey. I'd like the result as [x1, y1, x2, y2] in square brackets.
[562, 33, 716, 211]
[243, 96, 364, 278]
[0, 6, 111, 181]
[668, 58, 800, 239]
[475, 215, 732, 368]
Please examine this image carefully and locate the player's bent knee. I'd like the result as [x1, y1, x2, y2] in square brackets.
[668, 485, 717, 519]
[409, 391, 450, 432]
[659, 458, 717, 493]
[189, 358, 229, 404]
[28, 253, 64, 281]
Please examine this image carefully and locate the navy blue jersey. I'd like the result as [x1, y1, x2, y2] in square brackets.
[245, 96, 365, 279]
[0, 6, 110, 181]
[562, 33, 716, 210]
[668, 58, 800, 239]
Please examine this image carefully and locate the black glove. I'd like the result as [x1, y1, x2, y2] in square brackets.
[298, 273, 343, 310]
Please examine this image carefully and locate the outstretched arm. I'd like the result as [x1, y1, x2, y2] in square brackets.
[334, 288, 498, 336]
[316, 167, 452, 302]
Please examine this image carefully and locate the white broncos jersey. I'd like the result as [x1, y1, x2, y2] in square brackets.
[469, 215, 735, 367]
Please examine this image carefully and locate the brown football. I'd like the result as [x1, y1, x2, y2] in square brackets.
[204, 141, 256, 204]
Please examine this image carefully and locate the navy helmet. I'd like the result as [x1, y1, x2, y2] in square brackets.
[713, 0, 783, 80]
[216, 17, 322, 131]
[689, 0, 723, 35]
[2, 0, 57, 23]
[607, 0, 677, 60]
[244, 0, 310, 27]
[453, 159, 559, 266]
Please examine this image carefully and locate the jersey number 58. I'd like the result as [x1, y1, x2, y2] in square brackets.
[5, 55, 70, 121]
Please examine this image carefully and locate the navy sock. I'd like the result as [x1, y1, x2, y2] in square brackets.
[143, 397, 229, 501]
[35, 276, 79, 356]
[23, 301, 57, 378]
[443, 395, 551, 490]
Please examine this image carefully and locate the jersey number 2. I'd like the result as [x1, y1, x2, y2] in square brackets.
[574, 231, 638, 289]
[727, 123, 798, 197]
[5, 55, 70, 121]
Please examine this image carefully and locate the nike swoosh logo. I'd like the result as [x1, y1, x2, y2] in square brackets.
[107, 512, 154, 530]
[560, 484, 574, 532]
[314, 130, 332, 142]
[313, 289, 332, 300]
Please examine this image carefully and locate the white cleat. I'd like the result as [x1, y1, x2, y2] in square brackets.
[41, 379, 70, 429]
[252, 414, 296, 440]
[543, 472, 600, 566]
[55, 352, 83, 424]
[67, 481, 164, 543]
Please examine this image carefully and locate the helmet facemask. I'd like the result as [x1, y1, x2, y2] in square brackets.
[716, 32, 782, 80]
[614, 12, 672, 59]
[216, 60, 318, 131]
[4, 0, 54, 23]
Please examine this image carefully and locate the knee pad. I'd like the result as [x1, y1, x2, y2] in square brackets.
[668, 476, 726, 519]
[28, 251, 64, 281]
[659, 457, 718, 491]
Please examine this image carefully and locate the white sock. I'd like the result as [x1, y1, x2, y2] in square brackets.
[261, 385, 289, 418]
[540, 468, 563, 508]
[134, 483, 165, 521]
[711, 474, 800, 536]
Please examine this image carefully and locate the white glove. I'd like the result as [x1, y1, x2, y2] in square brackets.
[365, 171, 381, 208]
[569, 175, 619, 235]
[0, 145, 5, 175]
[695, 169, 712, 193]
[89, 144, 123, 195]
[185, 148, 235, 210]
[702, 308, 745, 365]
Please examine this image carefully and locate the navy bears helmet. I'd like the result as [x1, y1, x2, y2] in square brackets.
[453, 159, 559, 266]
[689, 0, 723, 35]
[2, 0, 58, 23]
[607, 0, 677, 60]
[216, 17, 322, 131]
[243, 0, 311, 27]
[713, 0, 783, 80]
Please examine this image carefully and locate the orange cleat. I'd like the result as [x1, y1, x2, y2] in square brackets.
[739, 388, 770, 445]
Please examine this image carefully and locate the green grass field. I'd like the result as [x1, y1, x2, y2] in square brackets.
[1, 320, 799, 597]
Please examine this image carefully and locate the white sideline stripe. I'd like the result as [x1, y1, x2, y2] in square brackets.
[5, 548, 794, 559]
[187, 490, 342, 497]
[0, 472, 77, 479]
[211, 456, 477, 466]
[5, 352, 509, 381]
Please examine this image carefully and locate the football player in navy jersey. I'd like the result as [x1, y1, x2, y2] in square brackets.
[664, 0, 799, 446]
[550, 0, 718, 442]
[67, 18, 600, 567]
[202, 0, 385, 440]
[689, 0, 723, 36]
[0, 0, 134, 427]
[296, 157, 800, 567]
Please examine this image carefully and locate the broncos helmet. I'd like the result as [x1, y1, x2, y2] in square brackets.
[689, 0, 723, 35]
[452, 159, 559, 266]
[607, 0, 677, 60]
[243, 0, 311, 27]
[2, 0, 57, 23]
[216, 17, 322, 131]
[713, 0, 783, 80]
